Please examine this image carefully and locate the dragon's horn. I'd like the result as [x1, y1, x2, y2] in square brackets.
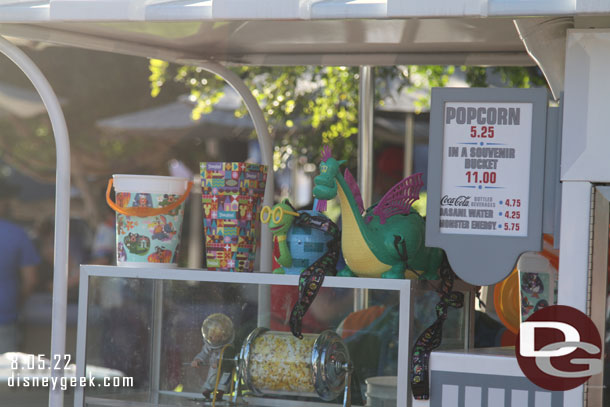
[317, 145, 334, 212]
[315, 199, 327, 213]
[321, 145, 332, 162]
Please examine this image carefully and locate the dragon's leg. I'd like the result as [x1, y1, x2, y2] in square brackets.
[337, 265, 356, 277]
[381, 263, 406, 279]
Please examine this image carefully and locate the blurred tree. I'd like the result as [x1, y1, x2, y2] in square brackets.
[0, 45, 547, 224]
[0, 47, 188, 179]
[0, 47, 187, 224]
[150, 62, 547, 168]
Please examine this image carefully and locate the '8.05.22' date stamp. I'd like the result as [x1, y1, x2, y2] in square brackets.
[9, 353, 71, 371]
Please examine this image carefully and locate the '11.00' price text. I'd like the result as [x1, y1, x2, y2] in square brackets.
[465, 171, 496, 184]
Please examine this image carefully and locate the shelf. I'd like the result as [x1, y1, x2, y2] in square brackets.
[81, 265, 411, 290]
[80, 265, 474, 292]
[85, 393, 365, 407]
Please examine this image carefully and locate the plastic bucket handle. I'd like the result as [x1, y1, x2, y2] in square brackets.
[106, 178, 193, 217]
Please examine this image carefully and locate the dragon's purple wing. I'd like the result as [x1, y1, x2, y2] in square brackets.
[343, 168, 364, 214]
[373, 172, 423, 224]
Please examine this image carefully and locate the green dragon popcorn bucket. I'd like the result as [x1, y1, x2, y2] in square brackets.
[106, 175, 193, 267]
[201, 162, 267, 272]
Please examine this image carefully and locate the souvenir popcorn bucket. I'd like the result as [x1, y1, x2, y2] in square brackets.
[200, 162, 267, 272]
[106, 175, 192, 267]
[518, 252, 558, 322]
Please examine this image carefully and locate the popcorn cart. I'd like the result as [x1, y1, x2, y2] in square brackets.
[1, 2, 610, 407]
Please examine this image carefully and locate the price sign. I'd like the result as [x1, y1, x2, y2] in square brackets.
[426, 88, 548, 285]
[440, 102, 532, 237]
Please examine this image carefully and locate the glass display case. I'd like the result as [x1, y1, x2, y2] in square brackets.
[74, 266, 473, 407]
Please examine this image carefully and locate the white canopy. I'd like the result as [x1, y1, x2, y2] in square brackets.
[0, 0, 605, 67]
[0, 0, 605, 22]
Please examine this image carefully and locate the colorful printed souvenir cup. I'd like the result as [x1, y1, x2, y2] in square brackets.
[518, 252, 558, 322]
[200, 162, 267, 272]
[107, 175, 192, 267]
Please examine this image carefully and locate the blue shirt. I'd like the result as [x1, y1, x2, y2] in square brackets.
[0, 220, 40, 324]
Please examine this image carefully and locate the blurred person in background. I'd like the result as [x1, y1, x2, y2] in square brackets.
[91, 206, 115, 265]
[0, 179, 40, 353]
[35, 217, 90, 302]
[373, 146, 404, 203]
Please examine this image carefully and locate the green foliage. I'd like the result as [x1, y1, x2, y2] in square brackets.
[394, 65, 455, 112]
[0, 117, 56, 180]
[149, 61, 546, 167]
[462, 66, 547, 88]
[412, 192, 427, 217]
[150, 63, 367, 166]
[462, 66, 488, 88]
[149, 58, 169, 98]
[494, 66, 547, 88]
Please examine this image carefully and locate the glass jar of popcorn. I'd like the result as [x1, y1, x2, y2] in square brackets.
[238, 328, 350, 401]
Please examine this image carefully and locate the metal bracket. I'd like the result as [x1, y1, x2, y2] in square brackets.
[342, 362, 353, 407]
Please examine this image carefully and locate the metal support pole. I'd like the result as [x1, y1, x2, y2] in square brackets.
[150, 280, 164, 404]
[355, 66, 374, 311]
[187, 177, 203, 269]
[403, 112, 414, 178]
[73, 271, 89, 406]
[358, 66, 374, 209]
[0, 36, 71, 407]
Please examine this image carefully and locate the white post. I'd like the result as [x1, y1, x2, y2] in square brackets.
[187, 178, 203, 269]
[556, 182, 591, 312]
[555, 29, 610, 407]
[0, 36, 71, 407]
[358, 66, 374, 209]
[403, 112, 414, 178]
[355, 66, 374, 311]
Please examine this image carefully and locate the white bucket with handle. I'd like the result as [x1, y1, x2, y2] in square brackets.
[107, 174, 192, 267]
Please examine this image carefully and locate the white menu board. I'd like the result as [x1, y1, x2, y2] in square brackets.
[440, 102, 533, 237]
[426, 88, 548, 285]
